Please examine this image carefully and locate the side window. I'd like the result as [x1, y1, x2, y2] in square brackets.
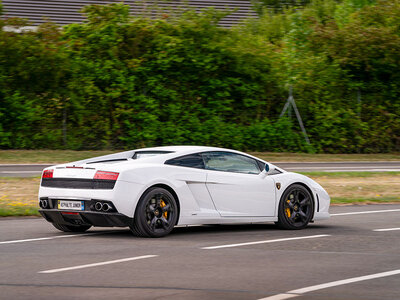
[165, 154, 205, 169]
[202, 152, 261, 174]
[256, 160, 266, 171]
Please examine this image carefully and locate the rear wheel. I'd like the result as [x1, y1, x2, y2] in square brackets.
[130, 187, 178, 238]
[52, 223, 91, 232]
[276, 184, 314, 230]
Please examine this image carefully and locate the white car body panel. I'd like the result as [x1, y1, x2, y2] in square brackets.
[206, 170, 276, 217]
[38, 146, 330, 227]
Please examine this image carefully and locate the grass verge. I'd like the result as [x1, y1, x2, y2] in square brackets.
[0, 150, 117, 164]
[0, 172, 399, 216]
[331, 197, 400, 205]
[307, 172, 400, 205]
[0, 150, 399, 164]
[0, 177, 40, 217]
[0, 204, 40, 217]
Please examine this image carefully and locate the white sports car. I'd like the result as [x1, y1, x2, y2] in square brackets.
[38, 146, 330, 237]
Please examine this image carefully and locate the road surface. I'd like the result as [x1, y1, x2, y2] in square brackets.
[1, 204, 400, 299]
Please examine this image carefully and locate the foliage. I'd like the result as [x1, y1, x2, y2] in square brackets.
[253, 0, 312, 14]
[0, 1, 399, 153]
[244, 0, 399, 153]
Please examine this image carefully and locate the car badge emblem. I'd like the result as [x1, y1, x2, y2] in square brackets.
[276, 183, 281, 190]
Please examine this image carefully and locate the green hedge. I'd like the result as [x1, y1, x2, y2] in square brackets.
[0, 0, 399, 153]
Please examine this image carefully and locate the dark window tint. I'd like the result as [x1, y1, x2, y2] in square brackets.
[165, 154, 205, 169]
[202, 152, 261, 174]
[256, 160, 266, 171]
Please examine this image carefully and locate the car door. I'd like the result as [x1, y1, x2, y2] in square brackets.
[203, 151, 276, 217]
[165, 153, 217, 215]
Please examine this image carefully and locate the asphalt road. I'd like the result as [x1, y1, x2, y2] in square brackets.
[1, 161, 400, 177]
[1, 204, 400, 300]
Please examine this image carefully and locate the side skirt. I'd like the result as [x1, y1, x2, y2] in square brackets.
[177, 216, 278, 226]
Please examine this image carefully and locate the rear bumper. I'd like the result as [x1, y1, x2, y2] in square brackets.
[39, 209, 132, 227]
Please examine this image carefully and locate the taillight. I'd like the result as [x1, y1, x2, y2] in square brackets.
[93, 171, 119, 180]
[42, 169, 54, 179]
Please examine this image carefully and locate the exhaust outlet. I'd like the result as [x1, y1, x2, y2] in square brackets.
[95, 202, 103, 211]
[102, 203, 111, 212]
[41, 199, 48, 209]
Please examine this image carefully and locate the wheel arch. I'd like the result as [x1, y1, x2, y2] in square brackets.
[279, 182, 316, 219]
[137, 183, 181, 225]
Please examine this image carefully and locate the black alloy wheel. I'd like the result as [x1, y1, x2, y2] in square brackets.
[52, 223, 92, 232]
[130, 187, 178, 238]
[276, 184, 314, 230]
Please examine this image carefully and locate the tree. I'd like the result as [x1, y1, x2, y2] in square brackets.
[253, 0, 311, 14]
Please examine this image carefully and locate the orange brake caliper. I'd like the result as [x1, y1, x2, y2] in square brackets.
[286, 200, 291, 218]
[160, 200, 168, 218]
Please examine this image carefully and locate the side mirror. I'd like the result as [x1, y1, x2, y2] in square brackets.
[262, 163, 275, 176]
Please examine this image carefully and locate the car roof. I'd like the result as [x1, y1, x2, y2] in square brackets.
[134, 145, 224, 153]
[132, 146, 267, 163]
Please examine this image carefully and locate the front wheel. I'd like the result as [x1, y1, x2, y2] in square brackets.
[130, 187, 178, 238]
[52, 223, 91, 232]
[276, 184, 314, 230]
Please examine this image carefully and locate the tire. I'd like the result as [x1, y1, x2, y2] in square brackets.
[276, 184, 314, 230]
[52, 223, 92, 232]
[130, 187, 178, 238]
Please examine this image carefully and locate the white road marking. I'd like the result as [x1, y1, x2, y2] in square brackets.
[259, 294, 298, 300]
[373, 227, 400, 232]
[39, 255, 158, 273]
[0, 232, 104, 245]
[331, 209, 400, 216]
[259, 269, 400, 300]
[201, 234, 330, 250]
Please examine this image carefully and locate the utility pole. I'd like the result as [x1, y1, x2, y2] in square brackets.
[279, 86, 311, 145]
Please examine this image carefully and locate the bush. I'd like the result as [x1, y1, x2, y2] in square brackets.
[0, 1, 399, 153]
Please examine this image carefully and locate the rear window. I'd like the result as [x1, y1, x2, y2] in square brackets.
[132, 151, 173, 160]
[165, 154, 205, 169]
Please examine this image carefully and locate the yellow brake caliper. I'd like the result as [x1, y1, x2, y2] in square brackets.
[286, 200, 291, 218]
[160, 200, 168, 218]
